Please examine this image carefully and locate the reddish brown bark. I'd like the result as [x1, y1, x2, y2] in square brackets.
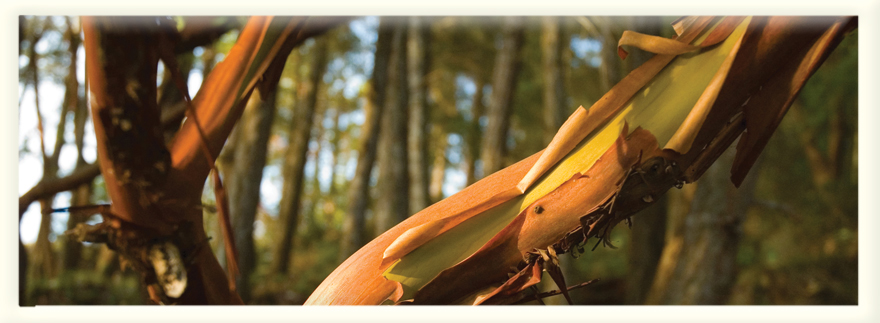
[79, 16, 345, 305]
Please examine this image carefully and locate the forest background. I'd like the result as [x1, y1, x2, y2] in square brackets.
[13, 14, 860, 306]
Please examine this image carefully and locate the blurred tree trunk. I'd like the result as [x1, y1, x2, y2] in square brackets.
[407, 16, 431, 214]
[323, 108, 342, 223]
[541, 16, 566, 145]
[215, 106, 241, 271]
[465, 79, 486, 184]
[622, 16, 667, 305]
[374, 21, 410, 237]
[304, 112, 326, 234]
[428, 128, 447, 203]
[596, 17, 623, 93]
[19, 239, 27, 305]
[61, 19, 92, 271]
[33, 204, 57, 279]
[273, 38, 328, 275]
[224, 53, 284, 301]
[30, 17, 67, 280]
[788, 100, 849, 221]
[626, 197, 667, 304]
[19, 16, 34, 291]
[327, 108, 341, 198]
[339, 18, 393, 260]
[648, 144, 762, 304]
[481, 16, 524, 175]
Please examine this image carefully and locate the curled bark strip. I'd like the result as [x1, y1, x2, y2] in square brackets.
[384, 281, 406, 304]
[618, 16, 745, 60]
[617, 30, 701, 60]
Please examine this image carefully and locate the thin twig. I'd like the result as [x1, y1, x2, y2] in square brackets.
[511, 279, 599, 305]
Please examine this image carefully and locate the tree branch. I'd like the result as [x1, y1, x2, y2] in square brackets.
[19, 163, 102, 219]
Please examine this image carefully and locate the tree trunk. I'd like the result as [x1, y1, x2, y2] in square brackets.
[33, 200, 58, 279]
[304, 122, 325, 234]
[626, 197, 667, 304]
[481, 16, 524, 175]
[61, 20, 91, 271]
[19, 238, 28, 305]
[541, 16, 566, 145]
[407, 16, 431, 214]
[327, 108, 341, 198]
[623, 16, 666, 305]
[273, 38, 328, 275]
[374, 20, 410, 237]
[339, 18, 393, 260]
[225, 59, 283, 301]
[597, 17, 623, 93]
[649, 143, 762, 304]
[428, 130, 448, 203]
[30, 17, 69, 281]
[465, 79, 486, 184]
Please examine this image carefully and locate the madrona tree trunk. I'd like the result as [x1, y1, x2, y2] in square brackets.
[78, 15, 343, 305]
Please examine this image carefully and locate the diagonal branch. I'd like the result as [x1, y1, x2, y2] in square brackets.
[19, 163, 102, 219]
[164, 16, 349, 203]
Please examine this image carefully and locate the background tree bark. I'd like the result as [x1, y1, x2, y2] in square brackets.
[273, 38, 328, 275]
[339, 18, 393, 260]
[428, 131, 448, 203]
[647, 143, 763, 304]
[465, 79, 486, 184]
[30, 17, 67, 281]
[407, 16, 431, 214]
[481, 16, 524, 175]
[541, 16, 566, 146]
[374, 20, 411, 237]
[224, 57, 284, 301]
